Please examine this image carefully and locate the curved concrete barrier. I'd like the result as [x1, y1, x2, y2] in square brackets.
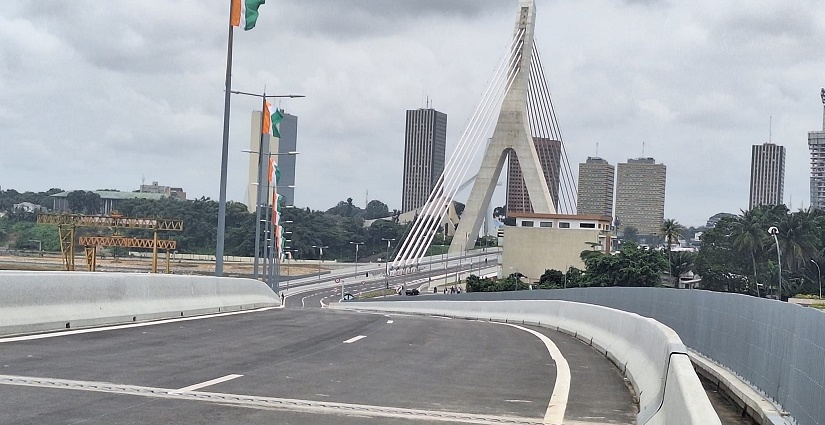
[0, 271, 279, 336]
[333, 299, 721, 425]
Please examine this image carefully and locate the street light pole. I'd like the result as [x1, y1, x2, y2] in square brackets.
[348, 241, 364, 297]
[215, 90, 303, 277]
[812, 259, 822, 300]
[768, 226, 781, 300]
[313, 245, 328, 280]
[382, 238, 395, 293]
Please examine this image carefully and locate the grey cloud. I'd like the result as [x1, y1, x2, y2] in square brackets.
[277, 0, 512, 38]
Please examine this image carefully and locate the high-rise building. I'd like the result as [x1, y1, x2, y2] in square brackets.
[576, 157, 614, 217]
[615, 157, 666, 237]
[246, 110, 298, 213]
[402, 108, 447, 213]
[749, 143, 785, 209]
[809, 89, 825, 210]
[506, 138, 561, 214]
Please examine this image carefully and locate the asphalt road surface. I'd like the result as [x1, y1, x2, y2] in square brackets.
[0, 306, 636, 424]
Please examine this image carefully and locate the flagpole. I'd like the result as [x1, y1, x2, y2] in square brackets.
[215, 6, 236, 277]
[253, 93, 267, 279]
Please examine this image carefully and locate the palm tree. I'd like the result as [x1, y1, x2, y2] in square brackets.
[777, 209, 818, 272]
[731, 209, 768, 296]
[661, 219, 684, 283]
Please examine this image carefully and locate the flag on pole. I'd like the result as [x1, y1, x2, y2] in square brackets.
[262, 101, 272, 135]
[231, 0, 266, 31]
[268, 157, 281, 184]
[271, 108, 284, 138]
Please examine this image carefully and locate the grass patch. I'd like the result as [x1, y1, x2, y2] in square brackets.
[359, 288, 397, 299]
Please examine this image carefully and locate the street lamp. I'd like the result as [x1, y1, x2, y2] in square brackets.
[768, 226, 781, 300]
[312, 245, 328, 280]
[348, 241, 364, 297]
[812, 259, 822, 301]
[216, 90, 304, 277]
[382, 238, 395, 293]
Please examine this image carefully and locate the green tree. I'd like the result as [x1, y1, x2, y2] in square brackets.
[537, 269, 564, 289]
[363, 200, 390, 220]
[66, 190, 101, 214]
[731, 208, 768, 296]
[661, 219, 685, 282]
[622, 226, 639, 243]
[583, 242, 668, 287]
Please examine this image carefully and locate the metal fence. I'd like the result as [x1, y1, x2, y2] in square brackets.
[376, 288, 824, 425]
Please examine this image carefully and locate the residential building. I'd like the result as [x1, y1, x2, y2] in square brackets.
[139, 181, 186, 200]
[576, 156, 614, 217]
[615, 157, 666, 237]
[809, 89, 825, 209]
[402, 108, 446, 213]
[749, 143, 785, 209]
[507, 138, 561, 214]
[501, 212, 614, 281]
[12, 202, 46, 213]
[246, 110, 298, 213]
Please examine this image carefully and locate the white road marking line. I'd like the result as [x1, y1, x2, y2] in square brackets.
[506, 399, 533, 403]
[0, 307, 278, 343]
[0, 374, 543, 424]
[169, 374, 243, 394]
[343, 335, 367, 344]
[500, 323, 570, 425]
[387, 320, 394, 324]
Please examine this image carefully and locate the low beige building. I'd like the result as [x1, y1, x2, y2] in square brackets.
[502, 213, 614, 283]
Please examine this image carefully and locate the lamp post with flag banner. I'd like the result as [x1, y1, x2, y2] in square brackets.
[235, 90, 303, 280]
[217, 0, 268, 276]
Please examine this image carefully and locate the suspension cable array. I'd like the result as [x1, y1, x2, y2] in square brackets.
[392, 30, 525, 272]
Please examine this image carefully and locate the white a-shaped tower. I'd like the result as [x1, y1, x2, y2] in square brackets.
[449, 0, 555, 253]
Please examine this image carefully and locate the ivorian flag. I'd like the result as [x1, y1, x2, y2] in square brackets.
[230, 0, 266, 31]
[268, 157, 281, 184]
[262, 101, 273, 135]
[271, 108, 284, 138]
[262, 102, 284, 138]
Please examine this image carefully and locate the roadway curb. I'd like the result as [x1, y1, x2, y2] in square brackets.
[689, 351, 792, 425]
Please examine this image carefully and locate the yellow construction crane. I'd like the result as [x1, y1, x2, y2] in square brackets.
[36, 212, 184, 273]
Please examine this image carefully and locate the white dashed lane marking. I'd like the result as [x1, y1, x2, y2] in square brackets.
[343, 335, 367, 344]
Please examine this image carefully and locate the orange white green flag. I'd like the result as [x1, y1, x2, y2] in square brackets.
[262, 101, 273, 135]
[268, 157, 281, 184]
[230, 0, 266, 31]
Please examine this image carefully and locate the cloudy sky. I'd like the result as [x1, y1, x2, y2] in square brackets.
[1, 0, 824, 227]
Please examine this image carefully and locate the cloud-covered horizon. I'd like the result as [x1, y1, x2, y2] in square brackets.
[1, 0, 824, 226]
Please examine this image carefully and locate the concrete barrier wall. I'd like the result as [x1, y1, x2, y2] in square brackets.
[360, 288, 812, 425]
[334, 299, 720, 425]
[0, 271, 279, 336]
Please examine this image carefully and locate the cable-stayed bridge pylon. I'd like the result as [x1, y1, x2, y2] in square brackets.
[391, 0, 576, 272]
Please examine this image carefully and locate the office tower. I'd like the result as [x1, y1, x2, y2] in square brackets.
[246, 110, 298, 213]
[577, 157, 614, 217]
[402, 108, 447, 213]
[749, 143, 785, 209]
[809, 89, 825, 210]
[506, 138, 561, 214]
[615, 158, 666, 236]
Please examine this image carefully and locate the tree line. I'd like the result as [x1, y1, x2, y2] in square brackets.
[0, 189, 409, 262]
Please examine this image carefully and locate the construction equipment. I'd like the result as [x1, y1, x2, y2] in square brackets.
[37, 212, 184, 273]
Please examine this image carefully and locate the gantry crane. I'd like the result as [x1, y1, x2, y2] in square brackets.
[36, 212, 184, 273]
